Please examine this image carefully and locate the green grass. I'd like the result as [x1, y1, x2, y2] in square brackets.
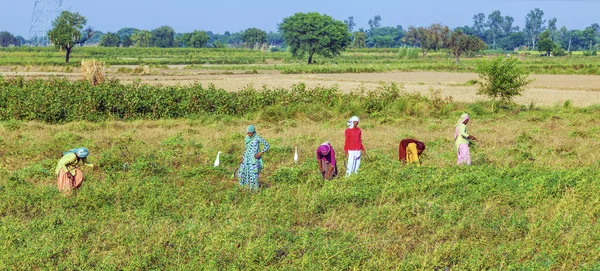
[1, 118, 599, 269]
[2, 47, 600, 75]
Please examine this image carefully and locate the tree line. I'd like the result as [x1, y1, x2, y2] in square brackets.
[3, 9, 599, 63]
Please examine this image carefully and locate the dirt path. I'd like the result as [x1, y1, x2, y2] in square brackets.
[2, 68, 600, 106]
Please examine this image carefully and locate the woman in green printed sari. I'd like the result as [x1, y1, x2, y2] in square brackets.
[238, 125, 270, 190]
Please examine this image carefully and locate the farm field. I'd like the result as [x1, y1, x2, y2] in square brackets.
[3, 65, 600, 106]
[1, 47, 600, 269]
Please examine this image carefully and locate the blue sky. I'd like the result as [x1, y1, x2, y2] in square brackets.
[1, 0, 599, 38]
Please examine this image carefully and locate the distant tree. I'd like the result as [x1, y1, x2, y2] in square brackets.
[502, 15, 518, 35]
[537, 31, 554, 56]
[116, 27, 138, 39]
[87, 30, 103, 44]
[446, 30, 486, 64]
[99, 32, 120, 47]
[472, 13, 486, 39]
[344, 16, 355, 32]
[47, 11, 92, 63]
[404, 25, 434, 57]
[15, 35, 27, 46]
[368, 15, 381, 29]
[0, 31, 18, 47]
[131, 30, 153, 47]
[121, 35, 133, 47]
[151, 26, 175, 48]
[367, 26, 404, 48]
[486, 10, 503, 49]
[279, 12, 350, 64]
[266, 31, 283, 46]
[427, 23, 449, 51]
[242, 27, 267, 48]
[582, 26, 597, 51]
[353, 31, 366, 48]
[547, 17, 558, 41]
[476, 56, 533, 112]
[525, 8, 546, 49]
[179, 30, 209, 48]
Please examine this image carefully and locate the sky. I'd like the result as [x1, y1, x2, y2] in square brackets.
[1, 0, 600, 38]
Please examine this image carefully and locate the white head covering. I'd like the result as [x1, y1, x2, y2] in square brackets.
[347, 116, 359, 128]
[456, 113, 469, 126]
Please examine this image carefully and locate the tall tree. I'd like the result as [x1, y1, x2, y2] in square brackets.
[547, 18, 558, 41]
[486, 10, 504, 49]
[502, 16, 517, 35]
[0, 31, 18, 47]
[368, 15, 381, 29]
[151, 26, 175, 48]
[344, 16, 355, 33]
[525, 8, 546, 49]
[266, 31, 283, 46]
[99, 32, 120, 47]
[47, 11, 92, 63]
[242, 27, 267, 48]
[279, 12, 350, 64]
[472, 13, 486, 39]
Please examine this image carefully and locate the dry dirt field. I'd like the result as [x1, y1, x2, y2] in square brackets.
[2, 65, 600, 106]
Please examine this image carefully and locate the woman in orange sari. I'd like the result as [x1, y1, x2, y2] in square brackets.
[55, 147, 94, 192]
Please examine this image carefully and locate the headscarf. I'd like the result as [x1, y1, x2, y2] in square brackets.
[318, 142, 331, 156]
[64, 147, 89, 158]
[347, 116, 359, 129]
[454, 113, 470, 141]
[245, 125, 256, 145]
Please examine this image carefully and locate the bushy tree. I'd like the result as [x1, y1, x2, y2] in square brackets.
[242, 27, 267, 48]
[279, 12, 350, 64]
[525, 8, 546, 49]
[476, 57, 533, 111]
[446, 30, 486, 64]
[99, 32, 120, 47]
[352, 31, 366, 48]
[151, 26, 175, 48]
[47, 11, 92, 63]
[131, 30, 153, 47]
[537, 31, 555, 56]
[179, 30, 209, 48]
[0, 31, 18, 47]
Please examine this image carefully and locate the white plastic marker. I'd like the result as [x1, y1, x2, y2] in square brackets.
[294, 146, 298, 164]
[214, 151, 222, 167]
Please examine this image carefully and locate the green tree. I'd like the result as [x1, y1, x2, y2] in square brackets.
[151, 26, 175, 48]
[99, 32, 120, 47]
[131, 30, 153, 47]
[404, 26, 435, 57]
[485, 10, 503, 49]
[537, 31, 554, 56]
[179, 30, 209, 48]
[446, 30, 486, 64]
[0, 31, 17, 47]
[47, 11, 92, 63]
[242, 27, 267, 48]
[476, 57, 533, 112]
[352, 31, 366, 48]
[279, 12, 350, 64]
[472, 13, 486, 40]
[344, 16, 355, 32]
[525, 8, 546, 49]
[266, 31, 283, 46]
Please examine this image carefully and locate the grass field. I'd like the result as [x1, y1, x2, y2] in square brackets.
[1, 75, 600, 269]
[1, 49, 600, 269]
[1, 47, 600, 75]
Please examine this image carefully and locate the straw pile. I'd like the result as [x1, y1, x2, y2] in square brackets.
[81, 59, 105, 86]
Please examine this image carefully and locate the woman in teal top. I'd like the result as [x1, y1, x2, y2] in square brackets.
[238, 125, 270, 190]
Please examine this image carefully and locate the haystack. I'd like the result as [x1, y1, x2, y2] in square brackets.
[81, 59, 105, 86]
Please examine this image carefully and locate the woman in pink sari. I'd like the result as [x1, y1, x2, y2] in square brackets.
[454, 113, 476, 165]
